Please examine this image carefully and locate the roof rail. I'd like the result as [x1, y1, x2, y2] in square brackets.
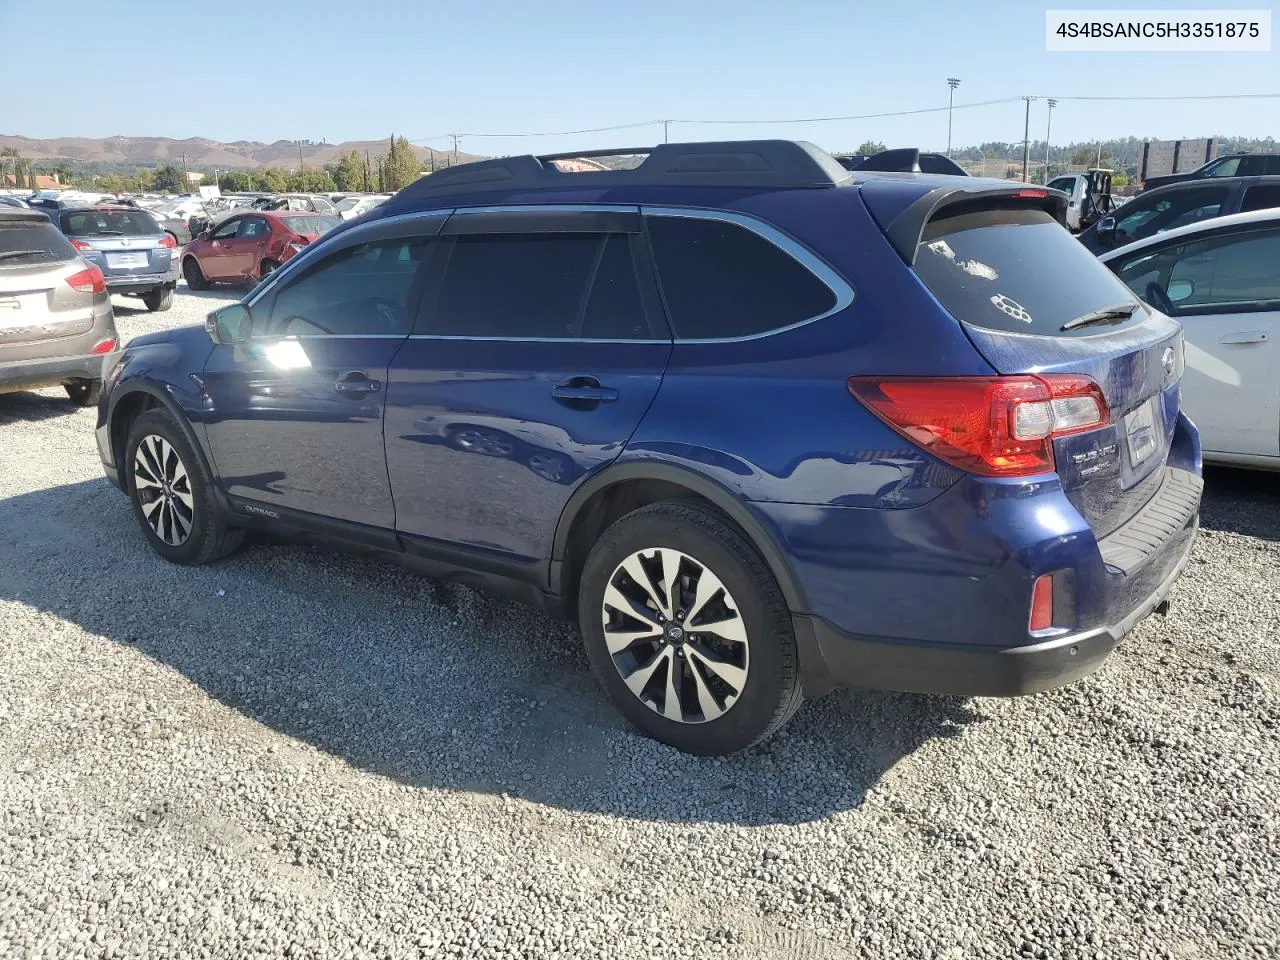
[392, 140, 853, 200]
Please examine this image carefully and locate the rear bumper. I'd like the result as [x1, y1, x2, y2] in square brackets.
[0, 350, 115, 392]
[105, 269, 177, 292]
[800, 514, 1197, 696]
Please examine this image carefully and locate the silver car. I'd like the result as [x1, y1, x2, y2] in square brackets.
[0, 208, 119, 406]
[57, 206, 179, 312]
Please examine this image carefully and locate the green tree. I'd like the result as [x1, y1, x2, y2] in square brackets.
[286, 169, 336, 192]
[856, 140, 887, 155]
[382, 135, 419, 192]
[152, 164, 184, 192]
[219, 171, 255, 192]
[254, 167, 289, 192]
[330, 150, 365, 191]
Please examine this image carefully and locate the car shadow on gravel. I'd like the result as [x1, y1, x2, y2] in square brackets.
[1200, 467, 1280, 541]
[0, 390, 83, 423]
[1, 477, 982, 827]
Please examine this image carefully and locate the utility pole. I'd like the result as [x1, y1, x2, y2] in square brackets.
[180, 152, 188, 186]
[1043, 99, 1057, 183]
[297, 140, 304, 171]
[663, 120, 670, 144]
[1020, 96, 1035, 182]
[364, 151, 371, 192]
[450, 134, 460, 166]
[946, 78, 960, 157]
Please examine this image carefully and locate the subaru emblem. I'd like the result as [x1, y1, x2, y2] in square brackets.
[1161, 347, 1176, 380]
[120, 238, 130, 247]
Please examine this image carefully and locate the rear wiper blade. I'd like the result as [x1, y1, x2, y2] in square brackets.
[0, 249, 44, 261]
[91, 231, 125, 236]
[1061, 302, 1140, 331]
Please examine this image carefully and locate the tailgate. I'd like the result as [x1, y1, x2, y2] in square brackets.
[909, 201, 1185, 538]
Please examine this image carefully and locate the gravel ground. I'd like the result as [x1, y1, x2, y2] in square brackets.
[1, 285, 1277, 959]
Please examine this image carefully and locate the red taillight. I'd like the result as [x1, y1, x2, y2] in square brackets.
[1016, 188, 1047, 199]
[1029, 574, 1055, 632]
[91, 337, 118, 355]
[847, 375, 1109, 478]
[158, 233, 177, 249]
[70, 238, 93, 252]
[66, 265, 106, 295]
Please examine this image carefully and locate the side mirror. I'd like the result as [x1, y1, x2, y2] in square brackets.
[1167, 278, 1195, 302]
[206, 303, 252, 345]
[1096, 216, 1116, 235]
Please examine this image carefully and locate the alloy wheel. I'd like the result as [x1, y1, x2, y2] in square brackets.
[133, 434, 195, 546]
[601, 547, 750, 724]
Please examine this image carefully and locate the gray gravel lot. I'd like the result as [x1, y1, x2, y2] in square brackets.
[1, 285, 1277, 959]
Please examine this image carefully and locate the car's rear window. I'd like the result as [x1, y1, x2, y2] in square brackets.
[281, 216, 340, 235]
[914, 207, 1145, 337]
[0, 219, 77, 265]
[60, 209, 160, 237]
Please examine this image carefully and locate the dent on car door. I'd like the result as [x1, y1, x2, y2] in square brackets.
[202, 219, 241, 279]
[1112, 225, 1280, 458]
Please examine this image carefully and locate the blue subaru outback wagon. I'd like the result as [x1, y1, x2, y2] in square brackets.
[96, 141, 1202, 755]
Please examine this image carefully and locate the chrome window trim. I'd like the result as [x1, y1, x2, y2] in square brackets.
[407, 335, 660, 344]
[244, 208, 453, 309]
[640, 205, 855, 343]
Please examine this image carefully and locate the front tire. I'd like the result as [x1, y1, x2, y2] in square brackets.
[578, 501, 802, 755]
[183, 256, 209, 291]
[124, 409, 244, 565]
[142, 285, 174, 312]
[64, 379, 100, 407]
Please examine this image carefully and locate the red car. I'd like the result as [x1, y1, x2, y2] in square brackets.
[181, 211, 339, 289]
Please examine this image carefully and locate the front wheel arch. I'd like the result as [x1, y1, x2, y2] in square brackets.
[109, 385, 226, 512]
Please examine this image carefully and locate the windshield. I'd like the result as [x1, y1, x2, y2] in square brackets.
[914, 207, 1144, 337]
[60, 209, 161, 236]
[281, 215, 340, 235]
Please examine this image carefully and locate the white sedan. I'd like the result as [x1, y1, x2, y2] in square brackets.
[1100, 207, 1280, 468]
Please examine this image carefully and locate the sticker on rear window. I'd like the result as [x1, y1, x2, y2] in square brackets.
[925, 239, 999, 280]
[990, 294, 1033, 324]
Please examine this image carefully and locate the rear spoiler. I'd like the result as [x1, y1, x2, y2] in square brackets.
[884, 186, 1069, 265]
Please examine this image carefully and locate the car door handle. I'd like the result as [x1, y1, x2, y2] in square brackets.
[334, 371, 382, 393]
[551, 376, 619, 405]
[1219, 331, 1268, 344]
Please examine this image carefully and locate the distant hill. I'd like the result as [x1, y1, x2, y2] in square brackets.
[0, 134, 484, 172]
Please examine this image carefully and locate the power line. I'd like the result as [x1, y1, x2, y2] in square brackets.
[677, 97, 1022, 126]
[1038, 92, 1280, 102]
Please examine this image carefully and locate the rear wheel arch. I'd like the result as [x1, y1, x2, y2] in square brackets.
[551, 462, 806, 615]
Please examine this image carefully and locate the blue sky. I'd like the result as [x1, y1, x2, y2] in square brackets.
[1, 0, 1276, 153]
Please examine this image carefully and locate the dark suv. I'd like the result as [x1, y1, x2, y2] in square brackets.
[1079, 175, 1280, 254]
[95, 141, 1201, 755]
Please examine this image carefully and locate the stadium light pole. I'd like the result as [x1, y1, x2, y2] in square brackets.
[946, 78, 961, 157]
[1044, 98, 1057, 183]
[1021, 96, 1036, 182]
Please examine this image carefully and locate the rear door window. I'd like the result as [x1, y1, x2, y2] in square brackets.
[1241, 184, 1280, 213]
[59, 209, 159, 236]
[1113, 186, 1229, 244]
[914, 207, 1144, 337]
[646, 215, 836, 339]
[425, 232, 653, 339]
[0, 219, 76, 265]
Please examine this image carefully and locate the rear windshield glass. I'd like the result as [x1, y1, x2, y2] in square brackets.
[60, 209, 160, 237]
[0, 219, 77, 265]
[280, 216, 340, 235]
[914, 207, 1145, 337]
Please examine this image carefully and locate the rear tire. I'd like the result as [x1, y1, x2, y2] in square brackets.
[578, 500, 802, 755]
[183, 257, 208, 291]
[142, 285, 174, 312]
[124, 409, 244, 565]
[64, 379, 100, 407]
